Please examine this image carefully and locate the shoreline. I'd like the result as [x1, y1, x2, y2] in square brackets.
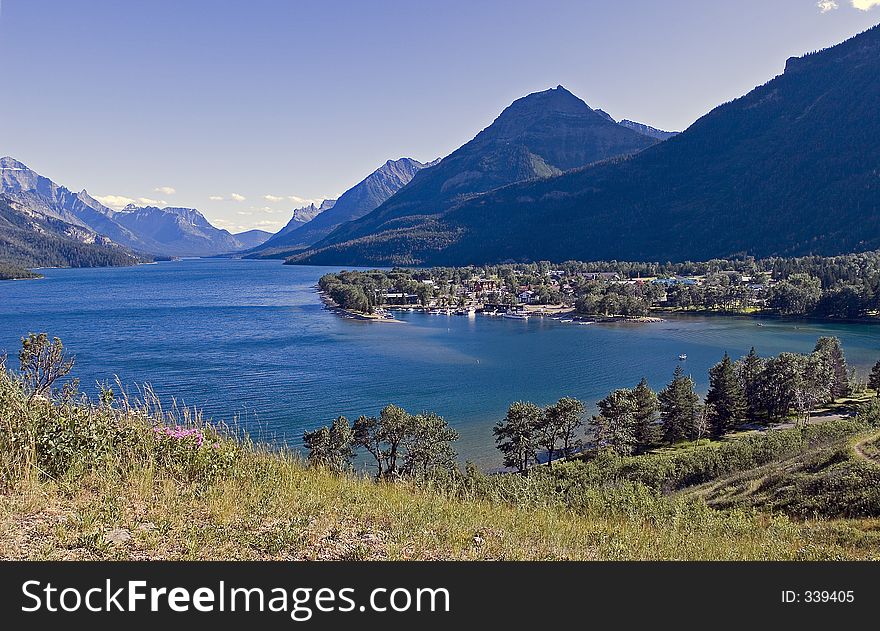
[317, 290, 405, 323]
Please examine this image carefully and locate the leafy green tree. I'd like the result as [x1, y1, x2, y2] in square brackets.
[592, 389, 638, 455]
[303, 416, 355, 472]
[792, 353, 833, 427]
[659, 365, 701, 443]
[705, 353, 746, 437]
[400, 412, 459, 479]
[353, 415, 384, 479]
[632, 378, 660, 451]
[869, 360, 880, 396]
[544, 397, 585, 458]
[493, 401, 541, 473]
[767, 274, 822, 316]
[375, 404, 411, 477]
[19, 333, 76, 400]
[813, 337, 850, 401]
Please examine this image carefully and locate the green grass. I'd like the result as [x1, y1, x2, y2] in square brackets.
[2, 370, 880, 560]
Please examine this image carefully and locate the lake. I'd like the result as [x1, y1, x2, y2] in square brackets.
[2, 258, 879, 467]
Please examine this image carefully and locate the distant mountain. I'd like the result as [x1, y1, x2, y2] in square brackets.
[233, 229, 273, 250]
[290, 26, 880, 266]
[617, 119, 679, 141]
[0, 194, 143, 269]
[1, 157, 150, 251]
[112, 204, 243, 257]
[265, 199, 337, 245]
[1, 157, 254, 258]
[291, 86, 658, 261]
[246, 158, 434, 258]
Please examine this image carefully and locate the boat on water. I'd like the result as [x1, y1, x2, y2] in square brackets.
[678, 354, 688, 361]
[503, 310, 529, 320]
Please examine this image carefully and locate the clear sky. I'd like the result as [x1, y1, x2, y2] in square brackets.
[1, 0, 878, 233]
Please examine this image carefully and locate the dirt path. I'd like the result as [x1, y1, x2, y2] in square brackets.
[852, 431, 880, 465]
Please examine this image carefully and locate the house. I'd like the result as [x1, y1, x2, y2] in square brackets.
[583, 272, 621, 281]
[518, 290, 535, 304]
[382, 292, 420, 305]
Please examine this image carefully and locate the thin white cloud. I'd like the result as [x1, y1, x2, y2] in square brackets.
[208, 195, 225, 201]
[236, 211, 253, 216]
[94, 194, 165, 210]
[154, 186, 176, 195]
[288, 195, 326, 206]
[263, 194, 285, 202]
[94, 194, 137, 209]
[230, 193, 246, 202]
[852, 0, 880, 10]
[817, 0, 839, 12]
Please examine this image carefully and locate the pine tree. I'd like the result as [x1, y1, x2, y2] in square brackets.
[869, 360, 880, 396]
[632, 378, 660, 451]
[736, 347, 766, 422]
[659, 365, 701, 443]
[705, 353, 746, 438]
[592, 389, 638, 455]
[813, 337, 850, 401]
[493, 401, 541, 473]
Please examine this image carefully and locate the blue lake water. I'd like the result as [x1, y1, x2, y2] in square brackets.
[2, 258, 879, 467]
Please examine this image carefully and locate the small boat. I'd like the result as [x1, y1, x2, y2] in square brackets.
[678, 354, 688, 361]
[503, 310, 529, 320]
[756, 322, 764, 327]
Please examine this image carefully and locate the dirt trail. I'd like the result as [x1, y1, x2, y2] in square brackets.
[852, 431, 880, 465]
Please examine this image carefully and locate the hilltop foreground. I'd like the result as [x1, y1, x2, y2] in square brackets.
[2, 354, 880, 561]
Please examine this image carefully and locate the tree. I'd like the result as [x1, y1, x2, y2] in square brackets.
[592, 389, 638, 455]
[400, 413, 459, 479]
[659, 365, 701, 443]
[493, 401, 541, 473]
[705, 353, 746, 437]
[303, 416, 355, 472]
[735, 347, 766, 422]
[869, 360, 880, 396]
[632, 378, 660, 451]
[353, 415, 384, 479]
[813, 337, 850, 401]
[375, 404, 411, 477]
[792, 353, 832, 427]
[544, 397, 585, 458]
[19, 333, 76, 400]
[768, 274, 821, 316]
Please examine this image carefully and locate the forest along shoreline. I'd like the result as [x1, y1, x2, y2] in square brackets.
[314, 253, 880, 328]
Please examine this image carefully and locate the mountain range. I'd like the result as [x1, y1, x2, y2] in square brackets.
[299, 86, 659, 257]
[291, 24, 880, 266]
[245, 158, 436, 258]
[0, 157, 265, 262]
[0, 194, 142, 269]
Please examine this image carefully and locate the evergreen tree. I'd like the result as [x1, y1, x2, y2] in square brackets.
[705, 353, 746, 437]
[400, 412, 459, 479]
[659, 365, 701, 443]
[493, 401, 541, 473]
[303, 416, 355, 472]
[736, 347, 766, 422]
[813, 337, 850, 401]
[870, 360, 880, 396]
[592, 389, 638, 455]
[632, 378, 660, 451]
[539, 397, 585, 464]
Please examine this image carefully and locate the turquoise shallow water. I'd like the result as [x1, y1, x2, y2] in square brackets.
[2, 258, 879, 467]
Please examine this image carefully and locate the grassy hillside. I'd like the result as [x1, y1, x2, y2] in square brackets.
[2, 358, 880, 561]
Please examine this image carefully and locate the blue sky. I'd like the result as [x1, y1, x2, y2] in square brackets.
[1, 1, 878, 233]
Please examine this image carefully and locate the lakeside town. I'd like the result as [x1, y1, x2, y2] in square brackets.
[317, 252, 880, 324]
